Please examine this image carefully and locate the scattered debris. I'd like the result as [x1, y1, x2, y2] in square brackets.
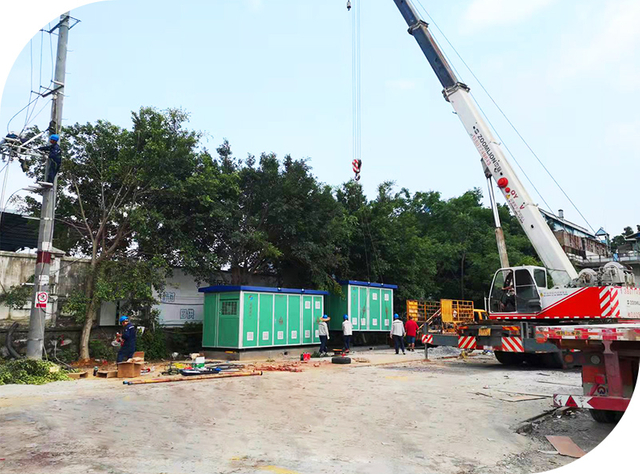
[545, 435, 585, 458]
[500, 394, 548, 402]
[249, 363, 303, 373]
[497, 389, 551, 398]
[536, 380, 581, 387]
[474, 391, 493, 398]
[124, 371, 262, 385]
[473, 391, 548, 402]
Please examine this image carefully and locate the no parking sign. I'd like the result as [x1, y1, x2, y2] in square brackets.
[35, 291, 48, 308]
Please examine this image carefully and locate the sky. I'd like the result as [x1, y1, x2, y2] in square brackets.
[1, 0, 639, 237]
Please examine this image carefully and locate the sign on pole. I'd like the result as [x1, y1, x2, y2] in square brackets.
[35, 291, 49, 308]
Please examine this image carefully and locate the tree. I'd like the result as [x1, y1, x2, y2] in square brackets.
[21, 107, 205, 360]
[157, 142, 349, 289]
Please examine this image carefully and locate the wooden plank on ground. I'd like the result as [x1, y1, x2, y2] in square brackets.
[545, 435, 586, 458]
[498, 394, 547, 402]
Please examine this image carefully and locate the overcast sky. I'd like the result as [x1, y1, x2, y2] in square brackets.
[1, 0, 638, 237]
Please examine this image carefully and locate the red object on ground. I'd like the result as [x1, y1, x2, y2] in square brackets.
[405, 319, 418, 337]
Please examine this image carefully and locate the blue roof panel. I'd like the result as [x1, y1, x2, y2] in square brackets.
[198, 285, 329, 295]
[337, 280, 398, 289]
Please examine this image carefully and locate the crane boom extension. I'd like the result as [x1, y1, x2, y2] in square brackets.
[392, 0, 578, 286]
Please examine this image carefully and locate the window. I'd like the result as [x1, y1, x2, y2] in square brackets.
[515, 269, 541, 313]
[489, 270, 514, 313]
[221, 301, 238, 316]
[534, 269, 547, 288]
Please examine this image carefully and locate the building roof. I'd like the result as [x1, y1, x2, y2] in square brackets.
[625, 231, 640, 241]
[338, 280, 398, 289]
[539, 209, 596, 239]
[198, 285, 329, 295]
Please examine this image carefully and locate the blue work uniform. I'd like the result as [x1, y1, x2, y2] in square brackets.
[117, 323, 137, 363]
[39, 142, 61, 183]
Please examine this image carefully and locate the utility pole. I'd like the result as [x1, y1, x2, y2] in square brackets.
[26, 12, 71, 359]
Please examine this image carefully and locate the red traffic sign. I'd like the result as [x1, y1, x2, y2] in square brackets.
[35, 291, 49, 308]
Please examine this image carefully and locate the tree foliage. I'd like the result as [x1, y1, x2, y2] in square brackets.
[21, 107, 200, 359]
[15, 106, 546, 361]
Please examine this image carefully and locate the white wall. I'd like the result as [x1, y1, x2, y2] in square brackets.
[154, 269, 205, 327]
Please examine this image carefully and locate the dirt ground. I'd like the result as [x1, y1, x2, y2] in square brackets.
[0, 347, 618, 474]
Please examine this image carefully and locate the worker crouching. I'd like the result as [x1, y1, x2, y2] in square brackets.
[116, 315, 137, 363]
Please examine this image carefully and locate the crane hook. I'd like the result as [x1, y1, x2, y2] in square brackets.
[347, 1, 352, 12]
[352, 158, 361, 181]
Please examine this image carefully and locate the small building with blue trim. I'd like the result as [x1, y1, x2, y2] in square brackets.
[198, 285, 328, 349]
[327, 280, 397, 332]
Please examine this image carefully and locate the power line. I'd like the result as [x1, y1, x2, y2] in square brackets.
[39, 30, 44, 90]
[413, 0, 595, 233]
[25, 98, 53, 130]
[6, 96, 40, 134]
[470, 92, 553, 212]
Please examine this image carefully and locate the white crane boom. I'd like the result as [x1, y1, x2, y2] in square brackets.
[391, 0, 578, 286]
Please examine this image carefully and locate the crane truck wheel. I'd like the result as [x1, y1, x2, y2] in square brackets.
[538, 352, 564, 369]
[589, 409, 622, 424]
[494, 351, 524, 366]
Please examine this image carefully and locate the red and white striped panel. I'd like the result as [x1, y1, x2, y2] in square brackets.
[352, 159, 361, 173]
[422, 334, 433, 344]
[554, 394, 629, 412]
[599, 287, 621, 317]
[536, 324, 640, 342]
[501, 336, 524, 352]
[458, 336, 476, 350]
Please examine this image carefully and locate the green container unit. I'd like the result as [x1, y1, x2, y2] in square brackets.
[199, 286, 328, 349]
[327, 280, 397, 332]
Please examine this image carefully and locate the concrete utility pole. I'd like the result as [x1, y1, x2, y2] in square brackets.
[26, 12, 71, 359]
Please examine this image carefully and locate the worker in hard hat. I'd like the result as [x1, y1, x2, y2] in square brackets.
[38, 133, 62, 184]
[342, 314, 353, 354]
[318, 315, 330, 356]
[116, 315, 137, 363]
[405, 316, 419, 352]
[390, 314, 406, 355]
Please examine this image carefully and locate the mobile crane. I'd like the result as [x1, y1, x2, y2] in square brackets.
[391, 0, 640, 367]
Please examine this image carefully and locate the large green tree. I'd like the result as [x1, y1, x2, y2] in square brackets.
[22, 107, 206, 359]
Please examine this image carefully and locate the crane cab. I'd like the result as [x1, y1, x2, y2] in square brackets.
[489, 266, 548, 315]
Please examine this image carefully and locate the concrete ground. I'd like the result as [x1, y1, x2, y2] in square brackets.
[0, 347, 617, 474]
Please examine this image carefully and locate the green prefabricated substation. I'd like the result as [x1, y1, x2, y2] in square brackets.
[327, 280, 397, 332]
[199, 286, 328, 349]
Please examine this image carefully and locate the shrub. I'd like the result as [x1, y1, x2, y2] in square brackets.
[89, 340, 115, 361]
[0, 359, 70, 385]
[56, 347, 79, 364]
[136, 329, 168, 360]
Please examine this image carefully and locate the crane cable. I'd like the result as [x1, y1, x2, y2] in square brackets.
[350, 1, 384, 283]
[351, 0, 369, 281]
[413, 1, 596, 234]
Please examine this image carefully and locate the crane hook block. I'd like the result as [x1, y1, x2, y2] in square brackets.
[347, 1, 352, 12]
[352, 158, 362, 181]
